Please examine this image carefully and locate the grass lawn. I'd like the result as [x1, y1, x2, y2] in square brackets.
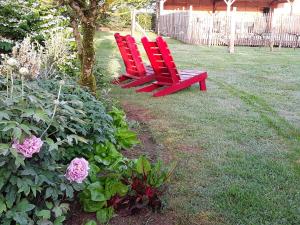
[95, 31, 300, 225]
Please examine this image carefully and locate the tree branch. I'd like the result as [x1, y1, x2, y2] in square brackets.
[93, 0, 105, 17]
[69, 1, 88, 23]
[70, 16, 83, 59]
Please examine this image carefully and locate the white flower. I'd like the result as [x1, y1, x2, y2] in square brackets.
[6, 58, 18, 67]
[53, 100, 60, 105]
[59, 80, 65, 86]
[19, 67, 29, 75]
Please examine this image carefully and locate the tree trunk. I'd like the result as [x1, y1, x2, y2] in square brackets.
[80, 22, 97, 93]
[155, 0, 160, 35]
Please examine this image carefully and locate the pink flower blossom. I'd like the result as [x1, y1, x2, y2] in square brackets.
[65, 158, 89, 183]
[12, 136, 43, 158]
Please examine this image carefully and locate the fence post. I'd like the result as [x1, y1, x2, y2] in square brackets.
[228, 7, 236, 53]
[131, 9, 136, 36]
[269, 13, 275, 51]
[186, 5, 193, 43]
[208, 14, 214, 47]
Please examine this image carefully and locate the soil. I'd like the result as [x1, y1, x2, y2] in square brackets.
[66, 200, 176, 225]
[121, 102, 175, 164]
[65, 102, 177, 225]
[121, 101, 160, 161]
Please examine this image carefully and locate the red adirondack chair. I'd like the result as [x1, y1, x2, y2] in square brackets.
[113, 33, 155, 88]
[136, 36, 208, 97]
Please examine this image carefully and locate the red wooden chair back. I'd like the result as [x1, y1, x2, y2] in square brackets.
[114, 33, 146, 77]
[141, 36, 180, 84]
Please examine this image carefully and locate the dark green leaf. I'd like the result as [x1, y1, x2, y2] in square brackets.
[0, 198, 7, 214]
[0, 144, 10, 156]
[54, 216, 66, 225]
[16, 199, 35, 212]
[96, 207, 114, 224]
[84, 220, 97, 225]
[88, 182, 107, 202]
[36, 210, 51, 219]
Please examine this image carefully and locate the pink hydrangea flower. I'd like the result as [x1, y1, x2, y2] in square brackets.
[65, 158, 89, 183]
[12, 136, 43, 158]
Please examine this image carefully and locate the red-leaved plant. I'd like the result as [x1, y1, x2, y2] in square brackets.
[108, 156, 175, 216]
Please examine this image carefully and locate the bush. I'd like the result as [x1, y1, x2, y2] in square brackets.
[137, 13, 154, 31]
[0, 33, 78, 80]
[99, 2, 154, 31]
[40, 31, 79, 78]
[0, 77, 116, 224]
[0, 62, 171, 225]
[103, 11, 154, 31]
[0, 38, 14, 54]
[0, 0, 68, 52]
[0, 0, 42, 43]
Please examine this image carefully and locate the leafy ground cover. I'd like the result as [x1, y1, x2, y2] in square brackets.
[96, 31, 300, 225]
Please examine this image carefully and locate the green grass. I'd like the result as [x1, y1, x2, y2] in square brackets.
[95, 31, 300, 225]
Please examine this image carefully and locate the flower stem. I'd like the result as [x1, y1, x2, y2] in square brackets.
[6, 72, 9, 99]
[21, 75, 24, 100]
[40, 83, 63, 138]
[10, 70, 13, 99]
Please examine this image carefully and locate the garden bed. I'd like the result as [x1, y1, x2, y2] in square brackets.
[66, 102, 176, 224]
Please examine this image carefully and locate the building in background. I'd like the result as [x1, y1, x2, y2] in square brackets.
[162, 0, 300, 15]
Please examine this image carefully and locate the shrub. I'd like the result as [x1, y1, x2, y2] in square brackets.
[0, 64, 170, 225]
[137, 13, 154, 31]
[9, 32, 78, 79]
[0, 77, 116, 224]
[0, 0, 42, 46]
[102, 11, 154, 31]
[0, 0, 67, 52]
[11, 38, 43, 79]
[98, 0, 154, 31]
[0, 38, 14, 54]
[40, 31, 78, 78]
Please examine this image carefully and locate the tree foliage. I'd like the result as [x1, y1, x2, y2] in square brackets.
[0, 0, 66, 52]
[0, 0, 42, 41]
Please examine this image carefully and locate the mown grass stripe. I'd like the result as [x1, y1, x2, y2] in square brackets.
[211, 78, 300, 143]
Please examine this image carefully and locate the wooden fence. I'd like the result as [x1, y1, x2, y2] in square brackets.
[159, 11, 300, 48]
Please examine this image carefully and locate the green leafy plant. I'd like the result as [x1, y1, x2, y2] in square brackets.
[79, 142, 130, 223]
[85, 220, 97, 225]
[0, 0, 67, 51]
[0, 40, 14, 53]
[80, 151, 175, 223]
[0, 77, 116, 224]
[109, 106, 140, 150]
